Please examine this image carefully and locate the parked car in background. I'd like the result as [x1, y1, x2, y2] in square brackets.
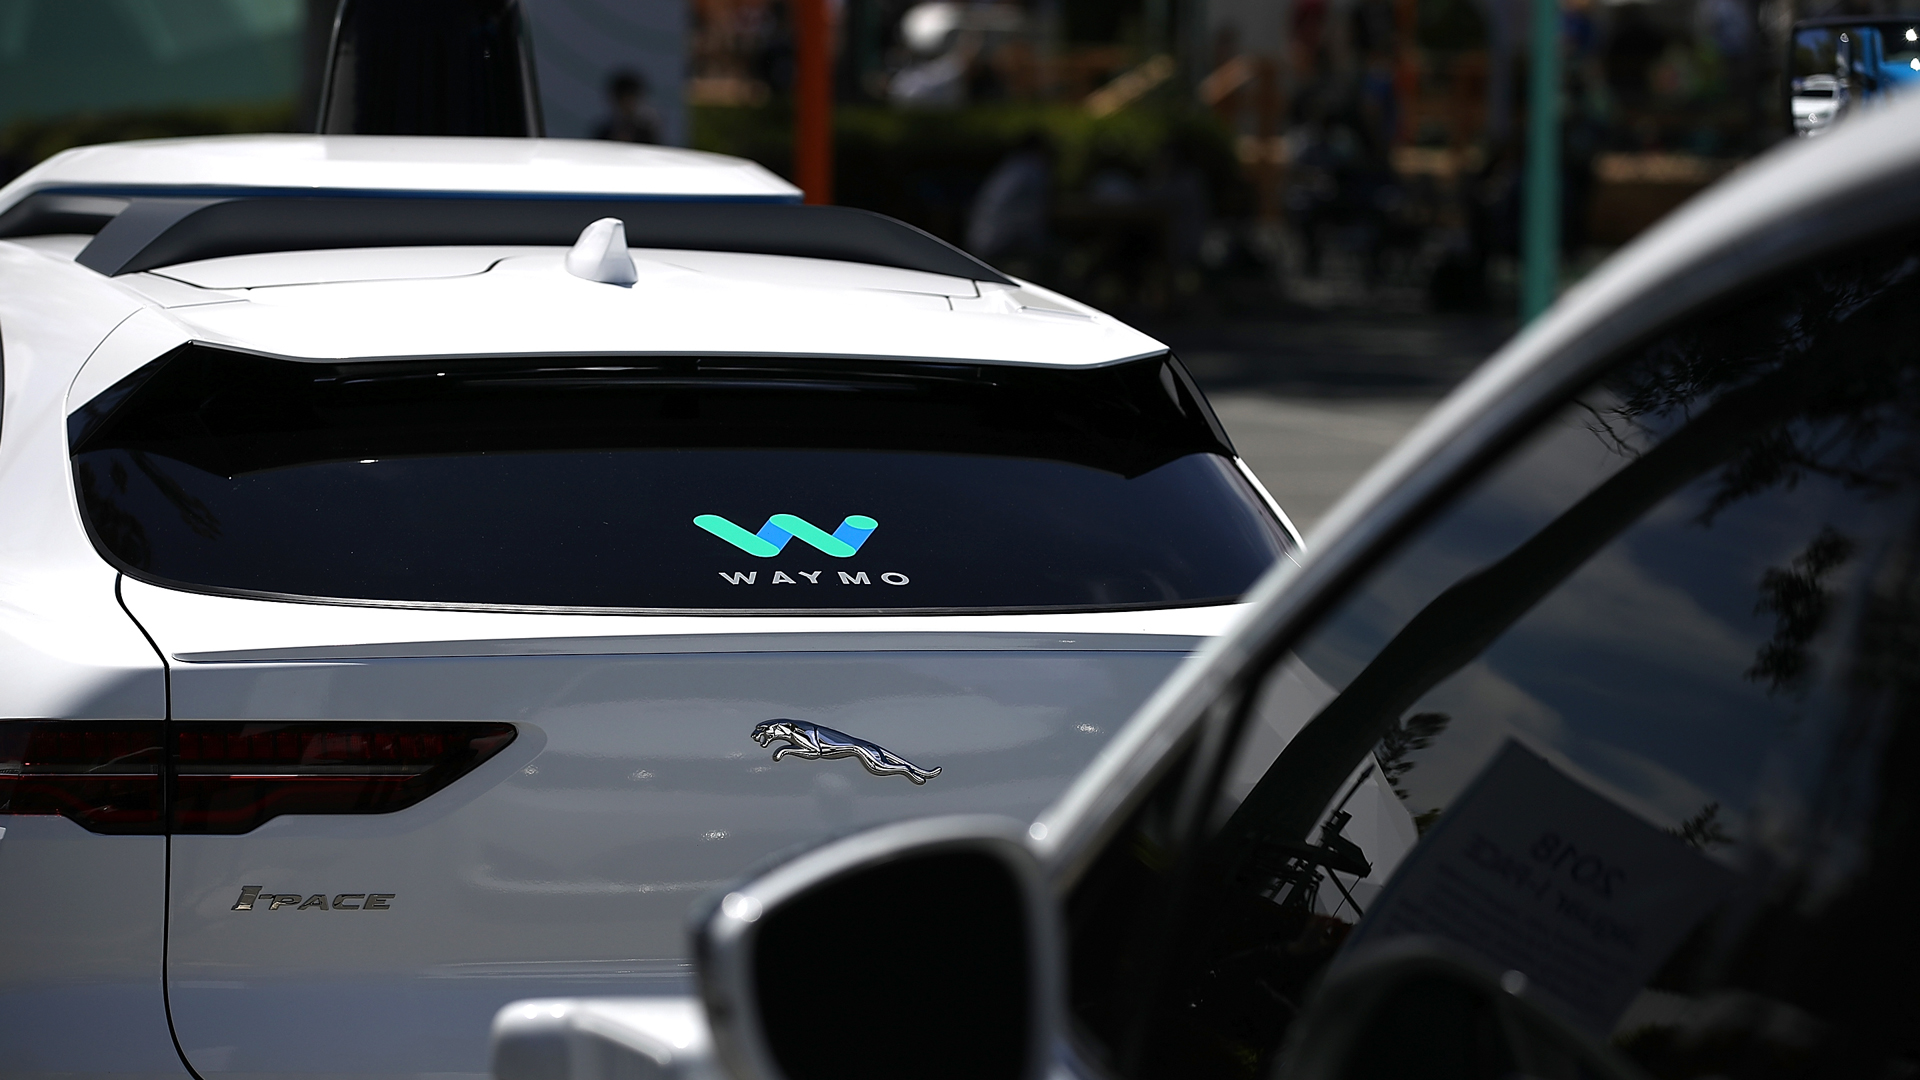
[1790, 15, 1920, 135]
[501, 91, 1920, 1080]
[1790, 71, 1844, 135]
[0, 135, 1303, 1080]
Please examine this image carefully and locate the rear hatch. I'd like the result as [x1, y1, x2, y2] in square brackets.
[73, 343, 1290, 1080]
[122, 588, 1227, 1080]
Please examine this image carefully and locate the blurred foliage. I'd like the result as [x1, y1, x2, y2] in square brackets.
[1, 102, 301, 183]
[692, 102, 1249, 242]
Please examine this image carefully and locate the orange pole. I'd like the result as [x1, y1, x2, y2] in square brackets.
[794, 0, 833, 204]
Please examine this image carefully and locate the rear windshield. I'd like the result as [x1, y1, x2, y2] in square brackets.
[69, 346, 1291, 612]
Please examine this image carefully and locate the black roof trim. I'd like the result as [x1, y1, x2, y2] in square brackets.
[0, 192, 132, 238]
[1, 194, 1013, 284]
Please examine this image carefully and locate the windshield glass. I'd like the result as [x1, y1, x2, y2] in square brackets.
[69, 347, 1289, 612]
[1071, 232, 1920, 1080]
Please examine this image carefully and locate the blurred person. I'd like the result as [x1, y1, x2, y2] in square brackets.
[1428, 137, 1521, 310]
[595, 69, 662, 143]
[1292, 0, 1330, 79]
[1695, 0, 1752, 61]
[966, 131, 1053, 262]
[1358, 50, 1399, 152]
[752, 0, 795, 93]
[1605, 4, 1666, 109]
[1068, 155, 1168, 311]
[1563, 0, 1601, 78]
[1285, 60, 1405, 285]
[1561, 70, 1605, 253]
[889, 3, 980, 107]
[1149, 131, 1214, 272]
[889, 41, 978, 105]
[1087, 166, 1144, 206]
[1694, 0, 1760, 139]
[1351, 0, 1398, 62]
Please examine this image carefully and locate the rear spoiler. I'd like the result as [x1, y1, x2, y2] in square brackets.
[0, 193, 1013, 284]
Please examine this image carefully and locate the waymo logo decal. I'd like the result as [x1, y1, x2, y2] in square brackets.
[694, 514, 877, 558]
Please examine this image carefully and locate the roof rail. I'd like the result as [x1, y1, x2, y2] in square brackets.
[1, 195, 1012, 284]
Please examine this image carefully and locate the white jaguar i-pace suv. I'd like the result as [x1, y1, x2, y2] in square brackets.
[0, 135, 1301, 1080]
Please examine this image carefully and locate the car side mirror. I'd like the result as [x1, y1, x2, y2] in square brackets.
[1277, 938, 1647, 1080]
[695, 815, 1058, 1080]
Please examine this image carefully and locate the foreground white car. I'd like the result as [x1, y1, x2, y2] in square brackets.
[495, 91, 1920, 1080]
[0, 136, 1303, 1080]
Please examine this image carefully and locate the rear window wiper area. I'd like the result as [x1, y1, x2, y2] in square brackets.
[69, 347, 1292, 613]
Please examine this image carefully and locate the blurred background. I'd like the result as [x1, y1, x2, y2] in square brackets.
[0, 0, 1878, 526]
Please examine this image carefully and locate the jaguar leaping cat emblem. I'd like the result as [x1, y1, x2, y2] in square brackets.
[750, 720, 941, 784]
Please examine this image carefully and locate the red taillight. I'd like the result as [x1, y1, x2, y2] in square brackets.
[172, 722, 516, 834]
[0, 720, 513, 835]
[0, 721, 165, 834]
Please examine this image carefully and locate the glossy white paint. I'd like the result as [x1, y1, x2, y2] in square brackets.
[565, 219, 641, 285]
[118, 579, 1247, 653]
[0, 244, 161, 719]
[128, 579, 1221, 1080]
[83, 253, 1160, 372]
[0, 136, 798, 208]
[155, 246, 550, 290]
[0, 243, 179, 1080]
[66, 308, 196, 416]
[3, 233, 90, 260]
[0, 819, 185, 1080]
[38, 240, 1159, 389]
[0, 133, 1273, 1080]
[140, 244, 988, 296]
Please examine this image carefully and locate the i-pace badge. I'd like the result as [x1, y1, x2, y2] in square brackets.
[750, 720, 941, 784]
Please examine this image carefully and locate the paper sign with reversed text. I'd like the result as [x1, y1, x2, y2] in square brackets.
[1338, 740, 1735, 1034]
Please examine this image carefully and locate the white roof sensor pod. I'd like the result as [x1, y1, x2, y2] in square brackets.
[566, 217, 639, 286]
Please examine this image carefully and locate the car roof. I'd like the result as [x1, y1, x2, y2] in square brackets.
[0, 135, 1165, 383]
[0, 139, 1001, 285]
[0, 134, 801, 206]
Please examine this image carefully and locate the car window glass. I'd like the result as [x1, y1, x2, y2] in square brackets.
[1067, 235, 1920, 1079]
[67, 350, 1289, 611]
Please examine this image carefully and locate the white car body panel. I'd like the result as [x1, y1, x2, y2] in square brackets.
[0, 245, 181, 1080]
[157, 246, 551, 290]
[118, 579, 1249, 651]
[0, 819, 182, 1080]
[99, 252, 1158, 370]
[133, 585, 1227, 1080]
[0, 135, 799, 204]
[152, 246, 984, 297]
[0, 135, 1286, 1080]
[0, 246, 160, 717]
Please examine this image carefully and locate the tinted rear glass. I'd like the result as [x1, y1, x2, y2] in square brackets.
[70, 347, 1290, 612]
